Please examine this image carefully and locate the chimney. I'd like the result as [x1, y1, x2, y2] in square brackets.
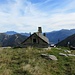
[38, 27, 42, 33]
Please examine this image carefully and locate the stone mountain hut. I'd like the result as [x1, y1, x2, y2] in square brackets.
[22, 27, 49, 48]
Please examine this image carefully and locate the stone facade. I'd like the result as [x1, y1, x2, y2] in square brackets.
[22, 33, 49, 48]
[22, 27, 49, 48]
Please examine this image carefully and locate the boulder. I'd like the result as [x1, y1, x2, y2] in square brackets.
[59, 53, 68, 57]
[67, 54, 75, 56]
[41, 54, 58, 61]
[41, 54, 48, 57]
[48, 55, 58, 60]
[64, 50, 71, 53]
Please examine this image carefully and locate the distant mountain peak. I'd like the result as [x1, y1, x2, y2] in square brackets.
[5, 31, 17, 35]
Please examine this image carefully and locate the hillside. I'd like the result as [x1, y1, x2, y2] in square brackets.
[0, 33, 10, 46]
[0, 33, 27, 47]
[57, 34, 75, 47]
[0, 47, 75, 75]
[46, 29, 75, 44]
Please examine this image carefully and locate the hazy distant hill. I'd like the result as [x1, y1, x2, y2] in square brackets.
[5, 31, 30, 36]
[57, 34, 75, 47]
[0, 33, 27, 47]
[20, 33, 30, 36]
[46, 29, 75, 44]
[5, 31, 17, 35]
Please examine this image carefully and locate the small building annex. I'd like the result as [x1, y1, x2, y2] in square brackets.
[22, 27, 49, 48]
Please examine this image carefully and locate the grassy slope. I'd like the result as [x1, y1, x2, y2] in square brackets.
[0, 47, 75, 75]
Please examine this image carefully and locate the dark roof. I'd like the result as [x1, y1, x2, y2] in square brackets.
[35, 32, 49, 44]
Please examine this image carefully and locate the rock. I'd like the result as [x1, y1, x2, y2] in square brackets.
[41, 54, 48, 57]
[56, 48, 61, 50]
[41, 54, 58, 60]
[48, 55, 58, 60]
[67, 54, 75, 56]
[64, 50, 71, 53]
[70, 46, 75, 50]
[44, 47, 51, 50]
[59, 53, 75, 57]
[59, 53, 68, 57]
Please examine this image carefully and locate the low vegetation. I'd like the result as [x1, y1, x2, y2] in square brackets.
[0, 47, 75, 75]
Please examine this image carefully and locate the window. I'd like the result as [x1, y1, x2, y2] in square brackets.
[33, 39, 36, 43]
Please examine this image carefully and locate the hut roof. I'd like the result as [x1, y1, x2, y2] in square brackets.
[35, 32, 49, 44]
[22, 32, 49, 44]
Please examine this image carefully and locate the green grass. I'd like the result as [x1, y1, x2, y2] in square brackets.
[0, 47, 75, 75]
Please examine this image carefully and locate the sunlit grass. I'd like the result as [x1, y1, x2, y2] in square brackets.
[0, 47, 75, 75]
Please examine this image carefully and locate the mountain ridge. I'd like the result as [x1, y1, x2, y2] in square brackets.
[0, 33, 27, 47]
[0, 29, 75, 47]
[46, 29, 75, 44]
[57, 33, 75, 47]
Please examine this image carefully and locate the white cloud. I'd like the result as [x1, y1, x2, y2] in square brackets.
[0, 0, 75, 32]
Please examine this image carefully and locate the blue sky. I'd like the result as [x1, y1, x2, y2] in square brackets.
[0, 0, 75, 33]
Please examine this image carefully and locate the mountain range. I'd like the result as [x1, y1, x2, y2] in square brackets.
[46, 29, 75, 44]
[0, 29, 75, 47]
